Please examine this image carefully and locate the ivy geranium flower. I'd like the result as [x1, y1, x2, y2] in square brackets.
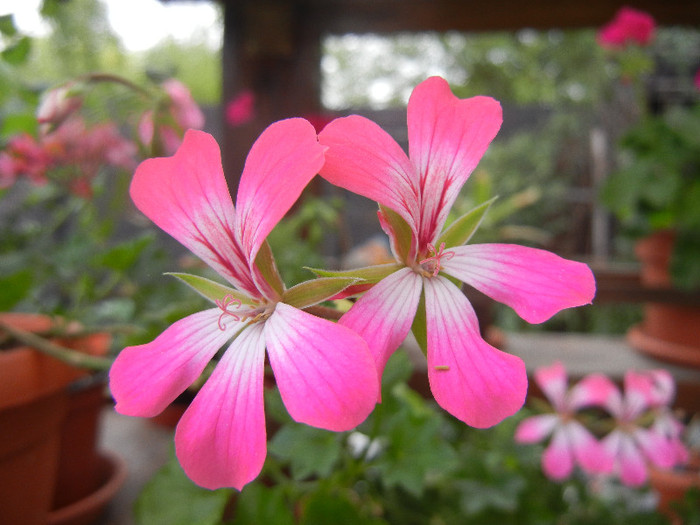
[109, 123, 378, 490]
[515, 362, 614, 480]
[316, 76, 596, 428]
[598, 370, 685, 486]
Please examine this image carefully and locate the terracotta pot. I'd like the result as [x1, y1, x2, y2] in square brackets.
[0, 313, 111, 525]
[628, 231, 700, 367]
[649, 462, 700, 525]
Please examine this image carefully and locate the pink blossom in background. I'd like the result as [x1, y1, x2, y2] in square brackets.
[318, 76, 596, 428]
[0, 117, 136, 197]
[695, 68, 700, 90]
[515, 362, 615, 480]
[225, 90, 256, 126]
[139, 79, 205, 155]
[598, 370, 685, 486]
[0, 133, 51, 187]
[109, 124, 379, 490]
[36, 82, 83, 132]
[597, 6, 656, 49]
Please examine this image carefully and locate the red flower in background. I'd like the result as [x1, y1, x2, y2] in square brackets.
[225, 90, 256, 126]
[597, 6, 656, 49]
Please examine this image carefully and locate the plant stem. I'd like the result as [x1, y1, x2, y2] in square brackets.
[0, 319, 113, 371]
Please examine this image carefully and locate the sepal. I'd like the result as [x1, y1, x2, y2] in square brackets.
[410, 289, 428, 356]
[283, 277, 360, 310]
[306, 262, 402, 284]
[378, 204, 414, 262]
[253, 240, 285, 298]
[167, 272, 255, 305]
[437, 197, 496, 248]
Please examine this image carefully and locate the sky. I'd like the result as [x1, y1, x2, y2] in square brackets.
[0, 0, 222, 51]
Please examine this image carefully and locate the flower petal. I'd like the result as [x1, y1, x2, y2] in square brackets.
[130, 129, 257, 296]
[235, 118, 325, 264]
[265, 303, 378, 431]
[407, 77, 502, 244]
[542, 428, 575, 480]
[567, 421, 614, 474]
[514, 414, 558, 443]
[615, 432, 649, 487]
[533, 361, 568, 411]
[339, 267, 423, 379]
[109, 309, 234, 417]
[567, 373, 620, 412]
[424, 276, 527, 428]
[175, 324, 267, 490]
[318, 115, 420, 234]
[443, 244, 596, 324]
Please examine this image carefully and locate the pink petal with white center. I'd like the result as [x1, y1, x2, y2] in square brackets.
[265, 303, 378, 431]
[567, 421, 614, 474]
[130, 129, 257, 296]
[175, 323, 267, 490]
[567, 373, 620, 412]
[318, 115, 420, 233]
[339, 267, 423, 380]
[623, 370, 654, 419]
[406, 77, 502, 244]
[109, 309, 235, 418]
[635, 427, 676, 469]
[514, 414, 558, 443]
[424, 276, 527, 428]
[612, 432, 649, 487]
[443, 244, 596, 324]
[235, 118, 325, 265]
[542, 428, 575, 480]
[533, 361, 568, 411]
[647, 369, 675, 407]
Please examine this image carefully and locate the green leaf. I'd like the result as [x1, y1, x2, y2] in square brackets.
[99, 235, 152, 272]
[438, 197, 496, 248]
[0, 269, 33, 310]
[1, 36, 31, 65]
[1, 113, 38, 137]
[0, 15, 17, 37]
[378, 204, 413, 261]
[282, 277, 359, 309]
[306, 262, 402, 284]
[268, 424, 343, 481]
[167, 272, 254, 305]
[299, 487, 387, 525]
[254, 240, 285, 298]
[135, 451, 233, 525]
[231, 484, 295, 525]
[410, 290, 427, 356]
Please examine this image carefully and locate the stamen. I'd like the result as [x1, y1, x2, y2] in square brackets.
[419, 242, 455, 277]
[215, 294, 242, 330]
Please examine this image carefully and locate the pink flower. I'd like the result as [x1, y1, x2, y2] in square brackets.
[109, 123, 379, 490]
[694, 68, 700, 91]
[139, 79, 205, 155]
[317, 76, 596, 428]
[515, 362, 614, 480]
[0, 133, 51, 187]
[225, 90, 256, 126]
[36, 82, 83, 132]
[597, 7, 656, 49]
[598, 370, 682, 486]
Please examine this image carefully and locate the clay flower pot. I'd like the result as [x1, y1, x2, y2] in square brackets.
[649, 457, 700, 525]
[0, 313, 113, 525]
[627, 230, 700, 368]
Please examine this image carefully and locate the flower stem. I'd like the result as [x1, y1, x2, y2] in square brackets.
[0, 319, 113, 371]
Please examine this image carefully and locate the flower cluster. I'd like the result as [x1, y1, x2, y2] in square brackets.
[516, 361, 688, 486]
[0, 76, 204, 197]
[109, 76, 596, 490]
